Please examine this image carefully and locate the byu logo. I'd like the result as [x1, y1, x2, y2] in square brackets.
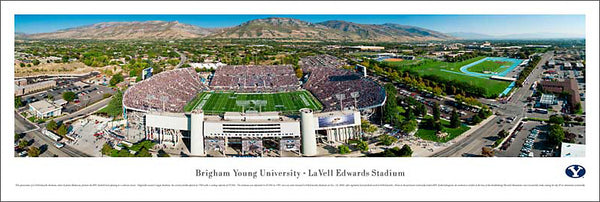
[565, 165, 586, 178]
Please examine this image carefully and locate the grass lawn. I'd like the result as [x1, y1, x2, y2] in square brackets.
[385, 56, 511, 97]
[415, 117, 470, 143]
[467, 60, 513, 73]
[185, 90, 322, 113]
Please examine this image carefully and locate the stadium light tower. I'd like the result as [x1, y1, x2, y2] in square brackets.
[160, 96, 169, 111]
[335, 94, 346, 110]
[350, 91, 360, 109]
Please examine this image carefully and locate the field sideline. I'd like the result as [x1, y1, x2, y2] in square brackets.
[184, 90, 323, 113]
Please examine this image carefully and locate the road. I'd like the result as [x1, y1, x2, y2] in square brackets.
[49, 97, 110, 124]
[432, 52, 553, 157]
[15, 111, 90, 157]
[174, 49, 186, 68]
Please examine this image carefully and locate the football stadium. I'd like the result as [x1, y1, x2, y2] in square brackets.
[122, 55, 386, 157]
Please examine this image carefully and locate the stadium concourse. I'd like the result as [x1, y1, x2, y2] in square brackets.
[122, 55, 386, 157]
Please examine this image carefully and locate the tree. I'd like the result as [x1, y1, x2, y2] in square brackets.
[20, 63, 25, 67]
[574, 102, 582, 113]
[497, 129, 509, 138]
[549, 115, 565, 125]
[57, 124, 67, 136]
[398, 144, 413, 157]
[472, 115, 482, 124]
[136, 148, 152, 157]
[450, 109, 461, 128]
[548, 124, 565, 148]
[356, 140, 369, 152]
[295, 68, 303, 78]
[47, 94, 54, 101]
[157, 149, 170, 157]
[62, 91, 76, 102]
[109, 73, 124, 86]
[15, 96, 22, 108]
[433, 103, 441, 121]
[381, 145, 412, 157]
[103, 90, 123, 117]
[46, 120, 58, 131]
[338, 145, 351, 154]
[15, 133, 22, 141]
[18, 139, 29, 149]
[379, 134, 397, 146]
[361, 119, 377, 133]
[117, 149, 132, 157]
[415, 103, 427, 117]
[32, 59, 40, 66]
[400, 119, 417, 133]
[482, 147, 495, 157]
[28, 146, 41, 157]
[101, 143, 112, 156]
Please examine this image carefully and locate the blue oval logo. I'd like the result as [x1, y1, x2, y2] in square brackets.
[565, 165, 585, 178]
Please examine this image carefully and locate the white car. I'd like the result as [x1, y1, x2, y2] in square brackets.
[53, 142, 65, 149]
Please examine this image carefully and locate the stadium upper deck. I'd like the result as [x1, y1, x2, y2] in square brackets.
[301, 55, 386, 111]
[209, 65, 300, 92]
[123, 67, 208, 113]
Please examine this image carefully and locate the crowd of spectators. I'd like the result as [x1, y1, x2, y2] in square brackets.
[123, 68, 208, 113]
[300, 54, 346, 72]
[209, 65, 299, 92]
[302, 55, 386, 112]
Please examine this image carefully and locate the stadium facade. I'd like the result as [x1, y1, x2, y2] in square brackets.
[122, 55, 386, 156]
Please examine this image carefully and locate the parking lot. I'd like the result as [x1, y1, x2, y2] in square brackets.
[66, 115, 112, 156]
[23, 82, 115, 113]
[497, 121, 555, 157]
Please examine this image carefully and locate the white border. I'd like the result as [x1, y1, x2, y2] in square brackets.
[1, 1, 598, 201]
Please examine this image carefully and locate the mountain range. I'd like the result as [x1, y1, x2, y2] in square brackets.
[18, 17, 455, 42]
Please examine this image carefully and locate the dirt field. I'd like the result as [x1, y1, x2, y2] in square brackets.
[14, 62, 120, 77]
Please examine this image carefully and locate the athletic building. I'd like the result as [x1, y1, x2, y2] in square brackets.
[140, 108, 361, 156]
[122, 55, 384, 157]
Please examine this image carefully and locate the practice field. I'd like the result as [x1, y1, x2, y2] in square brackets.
[185, 90, 322, 113]
[385, 56, 512, 97]
[467, 60, 512, 73]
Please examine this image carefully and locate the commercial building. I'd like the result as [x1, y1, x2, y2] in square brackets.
[29, 100, 62, 118]
[14, 80, 56, 96]
[539, 78, 580, 111]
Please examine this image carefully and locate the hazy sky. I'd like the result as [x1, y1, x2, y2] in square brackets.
[15, 14, 585, 36]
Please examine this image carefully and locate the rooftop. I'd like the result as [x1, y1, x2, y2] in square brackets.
[561, 142, 585, 157]
[29, 100, 60, 114]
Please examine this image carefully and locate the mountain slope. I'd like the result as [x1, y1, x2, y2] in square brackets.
[24, 21, 216, 40]
[317, 20, 455, 41]
[209, 17, 353, 40]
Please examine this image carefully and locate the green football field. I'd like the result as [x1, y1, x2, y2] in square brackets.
[466, 60, 513, 73]
[184, 90, 323, 113]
